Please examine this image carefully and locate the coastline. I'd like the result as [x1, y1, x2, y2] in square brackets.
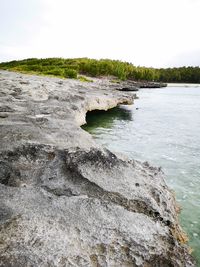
[0, 70, 195, 267]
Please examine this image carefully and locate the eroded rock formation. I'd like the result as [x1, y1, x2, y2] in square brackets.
[0, 71, 195, 267]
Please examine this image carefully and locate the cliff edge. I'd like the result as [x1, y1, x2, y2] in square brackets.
[0, 71, 195, 267]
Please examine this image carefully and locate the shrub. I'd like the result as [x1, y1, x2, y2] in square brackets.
[45, 68, 64, 76]
[64, 69, 77, 79]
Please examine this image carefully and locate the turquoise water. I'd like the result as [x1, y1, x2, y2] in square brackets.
[83, 86, 200, 266]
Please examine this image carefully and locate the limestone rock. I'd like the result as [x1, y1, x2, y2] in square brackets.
[0, 71, 195, 267]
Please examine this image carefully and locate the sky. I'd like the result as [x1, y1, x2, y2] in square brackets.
[0, 0, 200, 68]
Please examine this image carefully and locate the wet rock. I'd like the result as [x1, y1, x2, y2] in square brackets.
[0, 70, 195, 267]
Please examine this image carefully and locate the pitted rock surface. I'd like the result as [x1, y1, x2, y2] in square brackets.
[0, 71, 195, 267]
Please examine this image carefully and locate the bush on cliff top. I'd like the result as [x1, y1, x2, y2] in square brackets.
[0, 57, 200, 83]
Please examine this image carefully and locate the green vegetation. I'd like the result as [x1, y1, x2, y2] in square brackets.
[159, 67, 200, 83]
[78, 75, 93, 82]
[0, 57, 200, 83]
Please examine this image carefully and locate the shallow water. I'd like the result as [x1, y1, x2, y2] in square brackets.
[83, 86, 200, 266]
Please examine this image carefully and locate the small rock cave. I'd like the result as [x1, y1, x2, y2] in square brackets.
[82, 106, 132, 130]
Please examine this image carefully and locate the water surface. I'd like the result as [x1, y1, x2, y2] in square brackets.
[83, 86, 200, 266]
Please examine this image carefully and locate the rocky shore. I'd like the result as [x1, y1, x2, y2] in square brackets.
[97, 79, 167, 92]
[92, 78, 167, 92]
[0, 71, 195, 267]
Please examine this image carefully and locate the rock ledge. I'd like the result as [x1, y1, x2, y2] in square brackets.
[0, 71, 195, 267]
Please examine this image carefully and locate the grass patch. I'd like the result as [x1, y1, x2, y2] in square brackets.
[78, 76, 93, 82]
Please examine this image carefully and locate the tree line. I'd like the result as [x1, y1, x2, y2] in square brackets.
[0, 58, 200, 83]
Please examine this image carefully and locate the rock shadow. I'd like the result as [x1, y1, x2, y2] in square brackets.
[82, 105, 133, 131]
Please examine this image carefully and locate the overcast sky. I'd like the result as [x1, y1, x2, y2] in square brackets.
[0, 0, 200, 67]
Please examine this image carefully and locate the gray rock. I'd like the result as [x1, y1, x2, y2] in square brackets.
[0, 71, 195, 267]
[138, 82, 167, 88]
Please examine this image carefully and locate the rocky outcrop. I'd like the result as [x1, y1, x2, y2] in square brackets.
[137, 81, 167, 88]
[0, 71, 195, 267]
[108, 80, 167, 90]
